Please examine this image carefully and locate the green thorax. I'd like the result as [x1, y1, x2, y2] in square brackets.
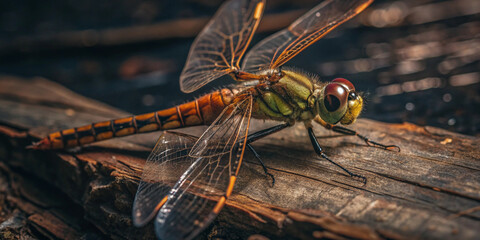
[251, 69, 323, 122]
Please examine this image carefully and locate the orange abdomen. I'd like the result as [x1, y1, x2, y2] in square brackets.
[33, 89, 234, 150]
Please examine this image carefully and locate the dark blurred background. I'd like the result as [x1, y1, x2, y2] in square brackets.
[0, 0, 479, 136]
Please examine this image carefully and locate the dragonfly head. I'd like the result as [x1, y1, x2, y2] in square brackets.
[316, 78, 363, 125]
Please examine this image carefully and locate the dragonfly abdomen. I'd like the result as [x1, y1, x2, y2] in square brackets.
[32, 89, 234, 150]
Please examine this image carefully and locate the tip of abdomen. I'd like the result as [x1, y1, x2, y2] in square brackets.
[27, 138, 52, 150]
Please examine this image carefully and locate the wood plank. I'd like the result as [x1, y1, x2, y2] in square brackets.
[0, 75, 479, 239]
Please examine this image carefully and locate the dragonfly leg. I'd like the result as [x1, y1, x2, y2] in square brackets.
[314, 117, 400, 152]
[246, 123, 290, 144]
[243, 123, 290, 186]
[330, 125, 400, 152]
[247, 143, 275, 186]
[307, 127, 367, 184]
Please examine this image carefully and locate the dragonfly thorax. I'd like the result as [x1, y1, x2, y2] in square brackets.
[249, 69, 317, 122]
[248, 69, 363, 126]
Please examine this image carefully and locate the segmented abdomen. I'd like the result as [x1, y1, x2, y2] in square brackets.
[33, 89, 234, 149]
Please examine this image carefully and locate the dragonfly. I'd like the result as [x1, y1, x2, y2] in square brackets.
[31, 0, 400, 239]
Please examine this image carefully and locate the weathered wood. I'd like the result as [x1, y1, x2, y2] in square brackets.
[0, 75, 479, 239]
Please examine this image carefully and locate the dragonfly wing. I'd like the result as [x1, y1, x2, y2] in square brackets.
[180, 0, 265, 93]
[155, 96, 253, 240]
[243, 0, 373, 72]
[132, 131, 198, 227]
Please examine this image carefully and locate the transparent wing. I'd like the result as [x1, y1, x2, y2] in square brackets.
[155, 96, 253, 240]
[242, 0, 373, 72]
[132, 131, 198, 227]
[180, 0, 265, 93]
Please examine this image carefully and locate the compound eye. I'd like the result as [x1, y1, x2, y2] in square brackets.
[332, 78, 355, 91]
[348, 91, 357, 101]
[324, 83, 348, 112]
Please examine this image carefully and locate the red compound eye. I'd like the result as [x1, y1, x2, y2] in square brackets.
[324, 83, 348, 112]
[332, 78, 355, 91]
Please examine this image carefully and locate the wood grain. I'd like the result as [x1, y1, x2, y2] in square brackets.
[0, 75, 479, 239]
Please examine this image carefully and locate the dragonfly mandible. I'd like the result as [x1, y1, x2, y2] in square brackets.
[31, 0, 400, 239]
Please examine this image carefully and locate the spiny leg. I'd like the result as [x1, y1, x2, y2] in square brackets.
[247, 144, 275, 186]
[314, 117, 400, 152]
[307, 127, 367, 184]
[331, 125, 400, 152]
[245, 123, 290, 186]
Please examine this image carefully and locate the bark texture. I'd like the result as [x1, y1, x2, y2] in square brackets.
[0, 76, 479, 239]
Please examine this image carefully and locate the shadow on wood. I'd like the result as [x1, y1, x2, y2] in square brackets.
[0, 75, 479, 239]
